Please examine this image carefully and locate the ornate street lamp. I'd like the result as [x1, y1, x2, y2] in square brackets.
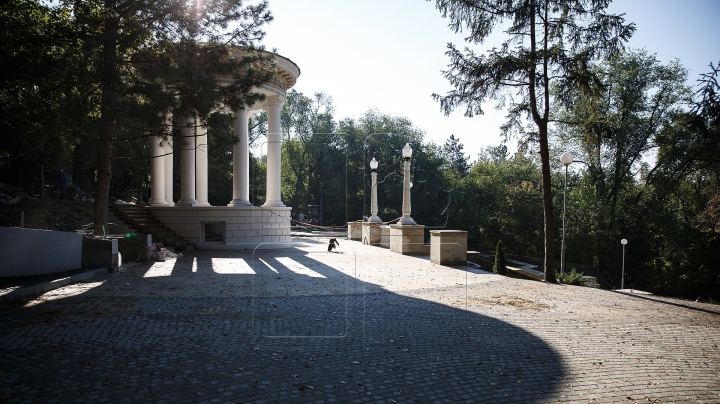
[399, 143, 416, 225]
[368, 157, 382, 223]
[560, 152, 573, 274]
[621, 238, 628, 289]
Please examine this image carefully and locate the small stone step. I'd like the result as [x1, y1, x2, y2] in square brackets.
[163, 236, 182, 246]
[175, 241, 194, 251]
[137, 223, 165, 231]
[153, 230, 173, 236]
[132, 220, 162, 228]
[115, 206, 147, 213]
[126, 215, 157, 222]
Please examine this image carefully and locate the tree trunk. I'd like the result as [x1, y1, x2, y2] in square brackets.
[93, 5, 118, 235]
[538, 122, 556, 283]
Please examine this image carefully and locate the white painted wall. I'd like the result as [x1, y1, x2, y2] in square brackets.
[0, 227, 82, 276]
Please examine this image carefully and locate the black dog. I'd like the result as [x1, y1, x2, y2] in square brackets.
[328, 238, 339, 252]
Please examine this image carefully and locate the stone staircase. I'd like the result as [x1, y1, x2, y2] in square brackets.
[110, 204, 195, 251]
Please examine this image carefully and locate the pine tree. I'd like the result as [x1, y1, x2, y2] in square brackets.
[431, 0, 635, 283]
[493, 239, 508, 276]
[443, 134, 469, 176]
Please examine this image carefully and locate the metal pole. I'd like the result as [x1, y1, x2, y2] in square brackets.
[621, 244, 625, 290]
[320, 182, 323, 227]
[40, 145, 44, 199]
[561, 164, 568, 274]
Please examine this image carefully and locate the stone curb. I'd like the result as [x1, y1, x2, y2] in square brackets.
[0, 268, 109, 304]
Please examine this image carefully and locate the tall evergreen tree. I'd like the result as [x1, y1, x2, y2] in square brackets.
[443, 134, 469, 176]
[430, 0, 635, 282]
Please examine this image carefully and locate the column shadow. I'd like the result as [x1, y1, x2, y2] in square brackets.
[0, 239, 566, 403]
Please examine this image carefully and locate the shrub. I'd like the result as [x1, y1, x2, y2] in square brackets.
[556, 267, 585, 286]
[493, 239, 508, 276]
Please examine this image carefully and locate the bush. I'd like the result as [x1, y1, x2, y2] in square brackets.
[493, 239, 508, 275]
[556, 267, 585, 286]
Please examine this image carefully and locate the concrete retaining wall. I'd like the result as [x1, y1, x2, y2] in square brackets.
[81, 237, 119, 270]
[0, 227, 82, 277]
[118, 234, 152, 262]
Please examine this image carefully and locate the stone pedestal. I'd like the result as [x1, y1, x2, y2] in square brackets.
[389, 224, 426, 255]
[362, 222, 383, 246]
[430, 230, 467, 265]
[150, 206, 292, 249]
[347, 221, 362, 240]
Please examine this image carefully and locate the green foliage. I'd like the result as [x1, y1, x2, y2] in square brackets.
[555, 51, 720, 300]
[493, 240, 508, 276]
[556, 268, 585, 286]
[431, 0, 635, 282]
[447, 146, 543, 255]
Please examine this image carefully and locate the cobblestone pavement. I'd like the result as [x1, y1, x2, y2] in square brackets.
[1, 239, 719, 403]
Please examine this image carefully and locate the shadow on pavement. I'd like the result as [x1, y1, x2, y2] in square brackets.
[0, 240, 566, 402]
[613, 290, 720, 316]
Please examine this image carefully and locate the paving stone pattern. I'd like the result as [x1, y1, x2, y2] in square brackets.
[1, 239, 719, 403]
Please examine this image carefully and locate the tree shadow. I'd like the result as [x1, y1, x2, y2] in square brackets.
[0, 239, 566, 402]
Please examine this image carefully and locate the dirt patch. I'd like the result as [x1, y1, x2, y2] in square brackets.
[0, 196, 94, 232]
[471, 295, 553, 310]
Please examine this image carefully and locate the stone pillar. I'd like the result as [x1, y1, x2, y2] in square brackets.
[176, 115, 198, 206]
[369, 169, 382, 222]
[228, 107, 251, 206]
[263, 98, 284, 207]
[399, 158, 416, 225]
[149, 133, 166, 206]
[164, 135, 174, 205]
[430, 230, 467, 265]
[195, 119, 210, 206]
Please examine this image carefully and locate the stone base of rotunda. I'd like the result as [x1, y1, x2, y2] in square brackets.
[150, 206, 292, 250]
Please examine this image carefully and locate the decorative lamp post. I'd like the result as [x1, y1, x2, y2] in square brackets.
[621, 238, 628, 289]
[399, 143, 416, 225]
[560, 152, 574, 274]
[368, 157, 382, 223]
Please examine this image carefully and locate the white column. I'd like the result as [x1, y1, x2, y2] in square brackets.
[228, 107, 251, 206]
[399, 159, 416, 225]
[176, 115, 198, 206]
[369, 170, 381, 222]
[149, 132, 166, 206]
[263, 98, 284, 207]
[164, 135, 174, 205]
[195, 118, 210, 206]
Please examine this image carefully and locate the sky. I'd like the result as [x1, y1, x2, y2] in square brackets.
[262, 0, 720, 160]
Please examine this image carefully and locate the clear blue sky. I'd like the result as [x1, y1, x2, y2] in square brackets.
[263, 0, 720, 159]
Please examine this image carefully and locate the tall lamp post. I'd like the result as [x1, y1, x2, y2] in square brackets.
[369, 157, 382, 223]
[560, 152, 574, 274]
[399, 143, 416, 226]
[621, 238, 628, 289]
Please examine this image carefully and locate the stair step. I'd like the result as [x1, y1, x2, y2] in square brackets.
[137, 222, 164, 230]
[163, 237, 182, 246]
[147, 229, 171, 236]
[133, 220, 162, 227]
[111, 203, 193, 252]
[175, 241, 194, 251]
[125, 215, 156, 221]
[115, 206, 147, 213]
